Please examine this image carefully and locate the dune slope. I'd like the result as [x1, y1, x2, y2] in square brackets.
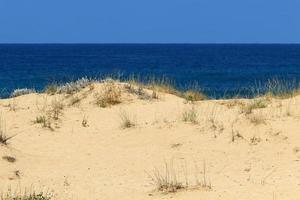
[1, 81, 300, 200]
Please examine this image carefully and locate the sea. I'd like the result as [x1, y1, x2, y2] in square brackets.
[1, 44, 300, 98]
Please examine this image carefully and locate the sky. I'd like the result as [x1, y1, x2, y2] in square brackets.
[0, 0, 299, 43]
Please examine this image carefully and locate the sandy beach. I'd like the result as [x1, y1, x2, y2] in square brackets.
[1, 80, 300, 199]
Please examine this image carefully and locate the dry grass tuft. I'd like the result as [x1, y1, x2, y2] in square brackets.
[34, 116, 52, 130]
[0, 117, 14, 145]
[49, 98, 64, 120]
[183, 90, 207, 102]
[124, 84, 153, 100]
[44, 84, 58, 95]
[120, 111, 136, 129]
[45, 78, 91, 95]
[96, 80, 121, 107]
[58, 77, 91, 94]
[69, 95, 81, 106]
[146, 79, 180, 96]
[220, 99, 245, 109]
[262, 78, 300, 99]
[241, 99, 268, 114]
[34, 97, 63, 130]
[182, 107, 198, 124]
[1, 188, 52, 200]
[11, 88, 36, 98]
[148, 160, 211, 194]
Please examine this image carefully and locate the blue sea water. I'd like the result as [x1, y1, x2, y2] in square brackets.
[1, 44, 300, 98]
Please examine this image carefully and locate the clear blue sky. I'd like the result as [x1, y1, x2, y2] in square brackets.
[0, 0, 299, 43]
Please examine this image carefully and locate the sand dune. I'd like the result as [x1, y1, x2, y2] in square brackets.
[1, 81, 300, 199]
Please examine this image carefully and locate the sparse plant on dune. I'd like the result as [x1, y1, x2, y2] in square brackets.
[284, 99, 296, 117]
[182, 107, 198, 124]
[141, 77, 181, 96]
[49, 98, 64, 120]
[220, 99, 245, 109]
[45, 77, 92, 95]
[125, 76, 209, 100]
[147, 160, 211, 194]
[0, 117, 14, 145]
[149, 164, 184, 193]
[69, 95, 81, 106]
[230, 120, 245, 143]
[34, 115, 52, 130]
[119, 111, 136, 129]
[0, 134, 13, 146]
[183, 90, 207, 102]
[263, 78, 300, 99]
[0, 188, 52, 200]
[10, 88, 36, 98]
[241, 99, 268, 114]
[57, 77, 91, 94]
[96, 80, 121, 107]
[34, 116, 47, 124]
[124, 84, 152, 100]
[44, 84, 58, 95]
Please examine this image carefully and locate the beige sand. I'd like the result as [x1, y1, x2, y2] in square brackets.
[1, 82, 300, 199]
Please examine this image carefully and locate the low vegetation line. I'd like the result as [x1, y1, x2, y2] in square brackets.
[5, 76, 300, 100]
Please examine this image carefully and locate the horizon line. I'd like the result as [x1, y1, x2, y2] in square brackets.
[1, 42, 300, 45]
